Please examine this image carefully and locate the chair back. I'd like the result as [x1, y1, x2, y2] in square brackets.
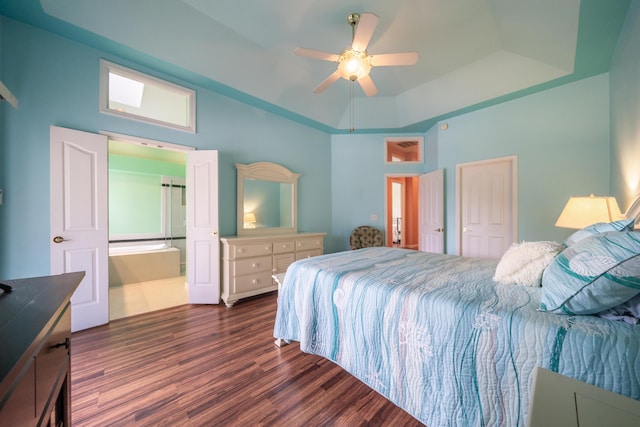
[349, 226, 384, 250]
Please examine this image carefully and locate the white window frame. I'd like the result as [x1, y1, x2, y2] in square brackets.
[99, 59, 196, 133]
[384, 136, 424, 164]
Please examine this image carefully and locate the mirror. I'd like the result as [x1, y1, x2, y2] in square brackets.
[237, 162, 299, 235]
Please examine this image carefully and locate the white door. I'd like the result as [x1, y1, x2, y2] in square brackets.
[186, 150, 220, 304]
[457, 156, 517, 259]
[50, 126, 109, 332]
[419, 169, 444, 253]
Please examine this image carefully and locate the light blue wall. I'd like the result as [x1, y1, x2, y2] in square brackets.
[330, 75, 611, 255]
[610, 0, 640, 211]
[437, 74, 611, 254]
[108, 154, 186, 237]
[0, 17, 332, 278]
[330, 133, 426, 251]
[1, 9, 633, 277]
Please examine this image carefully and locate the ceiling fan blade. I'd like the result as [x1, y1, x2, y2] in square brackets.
[352, 12, 378, 52]
[295, 47, 339, 62]
[370, 52, 418, 67]
[358, 75, 378, 96]
[313, 70, 341, 94]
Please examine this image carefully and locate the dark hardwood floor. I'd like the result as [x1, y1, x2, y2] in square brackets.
[71, 292, 425, 426]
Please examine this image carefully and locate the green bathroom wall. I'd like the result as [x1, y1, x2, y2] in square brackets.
[108, 153, 185, 238]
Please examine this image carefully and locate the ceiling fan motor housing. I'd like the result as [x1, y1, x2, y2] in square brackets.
[347, 13, 360, 26]
[338, 49, 371, 81]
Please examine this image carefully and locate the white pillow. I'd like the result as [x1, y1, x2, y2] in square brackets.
[494, 241, 564, 287]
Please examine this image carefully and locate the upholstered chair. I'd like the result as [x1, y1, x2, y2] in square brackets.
[349, 226, 384, 250]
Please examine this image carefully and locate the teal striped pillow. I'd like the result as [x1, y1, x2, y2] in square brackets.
[540, 231, 640, 315]
[564, 218, 635, 246]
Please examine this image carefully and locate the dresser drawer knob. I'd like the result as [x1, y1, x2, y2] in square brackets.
[51, 337, 70, 350]
[252, 263, 259, 268]
[238, 248, 245, 253]
[252, 279, 259, 284]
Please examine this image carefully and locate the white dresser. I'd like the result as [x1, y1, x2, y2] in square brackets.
[220, 232, 325, 307]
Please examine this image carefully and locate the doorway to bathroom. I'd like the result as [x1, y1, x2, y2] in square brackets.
[107, 136, 188, 320]
[51, 126, 219, 331]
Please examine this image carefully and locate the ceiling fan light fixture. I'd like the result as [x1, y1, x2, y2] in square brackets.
[338, 49, 371, 81]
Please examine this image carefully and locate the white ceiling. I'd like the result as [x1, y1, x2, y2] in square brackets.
[2, 0, 630, 132]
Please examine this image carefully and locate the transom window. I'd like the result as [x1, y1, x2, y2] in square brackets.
[99, 60, 196, 133]
[385, 137, 424, 163]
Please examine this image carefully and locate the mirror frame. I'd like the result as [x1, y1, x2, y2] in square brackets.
[236, 162, 300, 236]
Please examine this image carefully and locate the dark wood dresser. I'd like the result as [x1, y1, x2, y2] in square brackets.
[0, 272, 84, 427]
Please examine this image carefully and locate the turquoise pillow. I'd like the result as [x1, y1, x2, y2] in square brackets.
[564, 218, 635, 247]
[540, 231, 640, 315]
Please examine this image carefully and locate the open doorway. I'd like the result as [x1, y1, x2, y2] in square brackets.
[385, 175, 420, 249]
[107, 136, 189, 320]
[51, 126, 219, 331]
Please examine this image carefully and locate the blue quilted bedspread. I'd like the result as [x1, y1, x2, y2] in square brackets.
[273, 248, 640, 426]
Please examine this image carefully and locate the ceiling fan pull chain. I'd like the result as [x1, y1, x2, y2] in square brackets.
[350, 81, 355, 133]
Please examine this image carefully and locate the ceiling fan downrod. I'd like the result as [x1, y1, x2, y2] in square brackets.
[346, 12, 360, 43]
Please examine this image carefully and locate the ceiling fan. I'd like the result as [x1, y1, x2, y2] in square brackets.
[295, 12, 418, 96]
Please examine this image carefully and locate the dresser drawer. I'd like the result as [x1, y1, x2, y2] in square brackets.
[272, 240, 295, 254]
[296, 249, 323, 260]
[233, 243, 272, 259]
[35, 303, 71, 418]
[233, 271, 275, 294]
[273, 253, 296, 274]
[296, 237, 323, 252]
[231, 256, 272, 276]
[220, 233, 325, 307]
[0, 362, 36, 427]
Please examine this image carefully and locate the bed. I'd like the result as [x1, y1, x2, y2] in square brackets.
[273, 241, 640, 426]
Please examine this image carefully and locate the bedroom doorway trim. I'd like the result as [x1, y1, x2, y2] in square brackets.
[385, 174, 420, 249]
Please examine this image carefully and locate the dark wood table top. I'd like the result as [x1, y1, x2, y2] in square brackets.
[0, 271, 85, 400]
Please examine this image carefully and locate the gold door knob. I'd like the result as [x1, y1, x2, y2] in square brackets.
[52, 236, 67, 244]
[210, 231, 218, 237]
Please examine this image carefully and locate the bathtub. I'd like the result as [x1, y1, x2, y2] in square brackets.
[108, 242, 181, 286]
[109, 242, 172, 255]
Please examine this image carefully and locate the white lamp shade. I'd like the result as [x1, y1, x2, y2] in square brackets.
[555, 195, 622, 229]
